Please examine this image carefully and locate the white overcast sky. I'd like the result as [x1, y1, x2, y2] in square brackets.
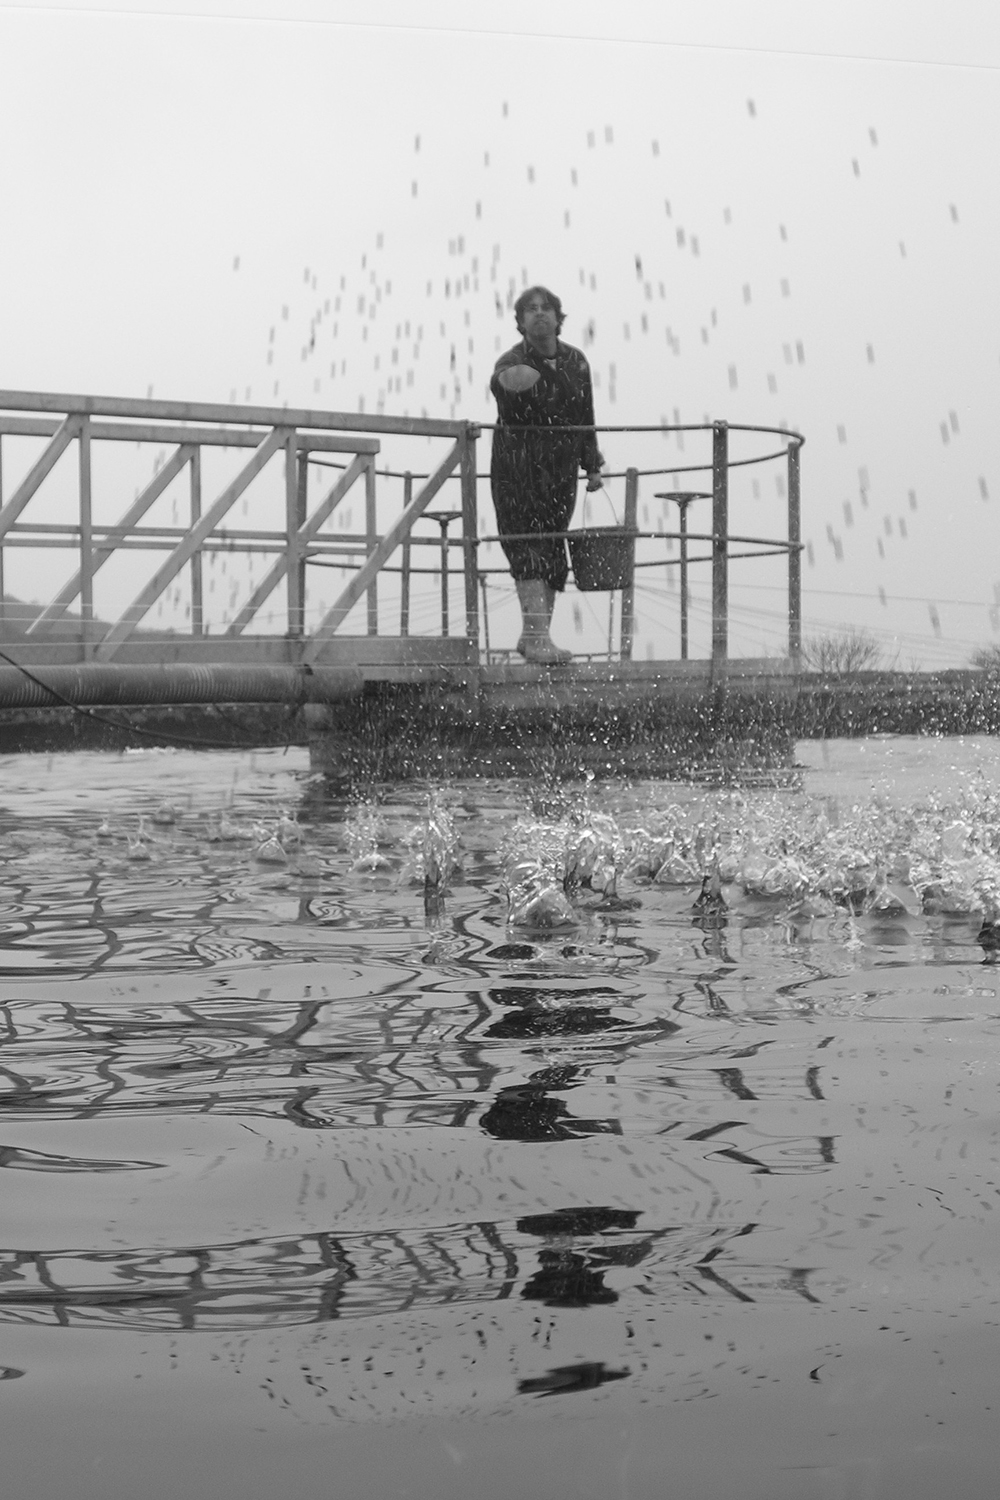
[1, 0, 999, 664]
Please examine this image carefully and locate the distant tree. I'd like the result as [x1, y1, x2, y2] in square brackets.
[801, 627, 884, 676]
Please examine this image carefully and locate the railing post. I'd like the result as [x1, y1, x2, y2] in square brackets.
[711, 420, 729, 671]
[479, 573, 491, 658]
[78, 417, 93, 660]
[285, 430, 303, 638]
[439, 517, 450, 636]
[460, 424, 480, 663]
[788, 438, 802, 666]
[678, 497, 691, 660]
[365, 454, 378, 636]
[620, 466, 638, 660]
[190, 446, 203, 636]
[0, 435, 5, 631]
[296, 448, 308, 629]
[400, 471, 412, 637]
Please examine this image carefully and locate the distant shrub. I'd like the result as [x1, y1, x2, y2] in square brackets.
[801, 627, 884, 676]
[970, 643, 1000, 672]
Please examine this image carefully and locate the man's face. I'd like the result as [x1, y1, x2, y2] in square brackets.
[521, 295, 557, 341]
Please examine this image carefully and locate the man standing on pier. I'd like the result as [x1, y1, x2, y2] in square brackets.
[490, 286, 604, 664]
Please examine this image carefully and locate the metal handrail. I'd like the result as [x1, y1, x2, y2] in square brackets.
[0, 392, 803, 674]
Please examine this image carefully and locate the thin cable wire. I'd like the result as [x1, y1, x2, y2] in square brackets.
[3, 6, 995, 75]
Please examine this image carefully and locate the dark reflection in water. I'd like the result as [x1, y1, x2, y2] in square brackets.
[0, 1213, 826, 1330]
[517, 1207, 654, 1307]
[481, 1065, 621, 1141]
[521, 1251, 621, 1307]
[517, 1208, 641, 1236]
[517, 1361, 630, 1397]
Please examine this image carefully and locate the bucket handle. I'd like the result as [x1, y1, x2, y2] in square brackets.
[581, 478, 623, 529]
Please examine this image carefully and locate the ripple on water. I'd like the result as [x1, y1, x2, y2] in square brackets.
[3, 742, 1000, 1475]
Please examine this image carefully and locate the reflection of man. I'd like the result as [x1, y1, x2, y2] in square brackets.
[517, 1208, 651, 1309]
[490, 286, 604, 664]
[479, 1064, 620, 1141]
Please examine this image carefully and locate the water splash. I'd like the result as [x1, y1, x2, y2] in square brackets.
[344, 800, 393, 872]
[500, 773, 1000, 932]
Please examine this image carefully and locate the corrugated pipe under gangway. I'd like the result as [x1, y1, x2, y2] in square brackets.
[0, 662, 364, 711]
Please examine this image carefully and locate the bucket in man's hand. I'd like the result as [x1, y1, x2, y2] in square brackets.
[567, 527, 636, 591]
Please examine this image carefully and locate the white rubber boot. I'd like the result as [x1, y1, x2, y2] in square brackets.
[541, 583, 572, 662]
[516, 581, 572, 664]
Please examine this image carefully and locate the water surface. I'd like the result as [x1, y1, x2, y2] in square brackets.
[1, 737, 999, 1498]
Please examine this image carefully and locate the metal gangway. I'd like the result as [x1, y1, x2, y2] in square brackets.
[0, 390, 803, 711]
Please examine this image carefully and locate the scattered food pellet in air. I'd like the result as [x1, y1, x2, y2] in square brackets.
[878, 587, 887, 606]
[869, 127, 878, 145]
[652, 140, 660, 156]
[909, 489, 918, 509]
[747, 99, 756, 116]
[980, 477, 990, 499]
[949, 410, 959, 432]
[867, 345, 875, 362]
[852, 159, 860, 176]
[728, 365, 738, 389]
[950, 204, 959, 221]
[837, 425, 847, 443]
[929, 605, 941, 636]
